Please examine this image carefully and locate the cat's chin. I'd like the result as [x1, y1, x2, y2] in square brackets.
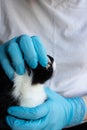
[20, 85, 47, 107]
[12, 72, 47, 107]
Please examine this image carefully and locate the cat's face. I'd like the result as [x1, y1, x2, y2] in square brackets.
[27, 55, 56, 84]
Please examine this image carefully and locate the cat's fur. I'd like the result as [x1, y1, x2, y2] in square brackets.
[0, 55, 55, 130]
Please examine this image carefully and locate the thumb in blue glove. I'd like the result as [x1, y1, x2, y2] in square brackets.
[6, 87, 86, 130]
[0, 35, 48, 80]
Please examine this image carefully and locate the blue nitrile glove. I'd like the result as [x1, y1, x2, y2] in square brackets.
[6, 87, 86, 130]
[0, 35, 48, 80]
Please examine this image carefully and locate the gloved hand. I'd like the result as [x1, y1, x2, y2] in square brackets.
[0, 35, 48, 79]
[6, 87, 86, 130]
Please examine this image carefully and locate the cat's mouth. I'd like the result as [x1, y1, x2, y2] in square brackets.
[24, 55, 56, 85]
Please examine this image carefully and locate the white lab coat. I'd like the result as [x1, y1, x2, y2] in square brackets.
[1, 0, 87, 97]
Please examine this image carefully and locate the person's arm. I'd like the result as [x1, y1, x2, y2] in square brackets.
[6, 87, 87, 130]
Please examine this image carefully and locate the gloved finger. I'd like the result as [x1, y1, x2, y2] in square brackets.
[1, 57, 14, 80]
[7, 103, 49, 120]
[31, 36, 48, 67]
[6, 115, 49, 130]
[0, 45, 14, 80]
[7, 41, 25, 75]
[18, 35, 38, 68]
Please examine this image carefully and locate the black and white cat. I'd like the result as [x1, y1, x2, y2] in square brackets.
[0, 55, 56, 130]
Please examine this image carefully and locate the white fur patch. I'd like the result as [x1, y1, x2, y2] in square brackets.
[53, 61, 56, 72]
[12, 71, 47, 107]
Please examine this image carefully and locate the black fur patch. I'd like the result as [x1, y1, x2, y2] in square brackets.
[32, 55, 54, 84]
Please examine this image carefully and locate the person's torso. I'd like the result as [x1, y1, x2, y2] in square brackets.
[1, 0, 87, 97]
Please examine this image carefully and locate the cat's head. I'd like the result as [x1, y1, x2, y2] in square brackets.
[26, 55, 56, 85]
